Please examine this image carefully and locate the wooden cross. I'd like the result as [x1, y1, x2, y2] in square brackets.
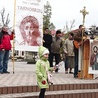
[80, 6, 89, 26]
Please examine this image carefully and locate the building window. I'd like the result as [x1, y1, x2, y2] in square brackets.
[22, 51, 24, 56]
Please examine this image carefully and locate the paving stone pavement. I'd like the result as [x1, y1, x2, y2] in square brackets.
[0, 61, 98, 87]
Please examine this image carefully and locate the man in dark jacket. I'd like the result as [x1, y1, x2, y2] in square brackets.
[73, 25, 86, 78]
[43, 28, 52, 64]
[0, 26, 14, 74]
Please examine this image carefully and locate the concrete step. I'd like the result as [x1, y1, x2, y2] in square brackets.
[0, 89, 98, 98]
[0, 83, 98, 94]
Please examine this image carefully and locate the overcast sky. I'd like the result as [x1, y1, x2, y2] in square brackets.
[0, 0, 98, 30]
[44, 0, 98, 30]
[0, 0, 14, 27]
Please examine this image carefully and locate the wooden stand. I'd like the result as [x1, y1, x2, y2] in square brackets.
[78, 39, 94, 79]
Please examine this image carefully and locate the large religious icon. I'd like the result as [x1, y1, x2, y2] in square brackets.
[88, 40, 98, 74]
[19, 16, 41, 46]
[90, 41, 98, 70]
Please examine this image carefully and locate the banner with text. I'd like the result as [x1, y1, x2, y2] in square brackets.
[15, 0, 43, 51]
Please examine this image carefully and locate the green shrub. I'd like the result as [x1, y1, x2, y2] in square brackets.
[27, 59, 36, 64]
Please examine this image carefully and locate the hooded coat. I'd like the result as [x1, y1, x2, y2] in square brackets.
[36, 46, 52, 89]
[0, 30, 14, 50]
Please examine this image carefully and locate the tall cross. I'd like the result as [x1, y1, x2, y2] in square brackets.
[80, 6, 89, 26]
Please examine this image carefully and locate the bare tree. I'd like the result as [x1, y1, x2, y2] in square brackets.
[0, 8, 10, 27]
[65, 19, 75, 33]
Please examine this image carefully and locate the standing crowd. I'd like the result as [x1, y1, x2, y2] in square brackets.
[42, 25, 85, 75]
